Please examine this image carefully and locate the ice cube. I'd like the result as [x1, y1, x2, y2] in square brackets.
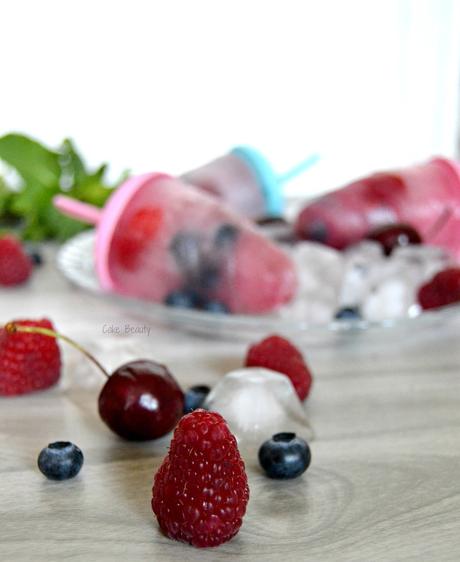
[344, 240, 384, 262]
[203, 368, 313, 447]
[278, 296, 335, 324]
[363, 277, 416, 321]
[392, 245, 452, 282]
[339, 241, 385, 307]
[291, 241, 344, 289]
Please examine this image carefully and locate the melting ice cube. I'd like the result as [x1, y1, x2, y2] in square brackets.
[203, 368, 313, 447]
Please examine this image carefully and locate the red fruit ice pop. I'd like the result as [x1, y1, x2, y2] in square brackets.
[295, 158, 460, 259]
[54, 174, 297, 314]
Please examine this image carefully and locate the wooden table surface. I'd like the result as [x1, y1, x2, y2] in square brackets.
[1, 247, 460, 562]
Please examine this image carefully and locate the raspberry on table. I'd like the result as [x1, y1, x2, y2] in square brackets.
[152, 409, 249, 548]
[0, 318, 61, 396]
[0, 235, 33, 286]
[245, 334, 313, 400]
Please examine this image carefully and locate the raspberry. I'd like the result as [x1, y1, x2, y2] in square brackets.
[0, 319, 61, 395]
[245, 334, 312, 400]
[0, 235, 33, 286]
[152, 409, 249, 548]
[418, 267, 460, 310]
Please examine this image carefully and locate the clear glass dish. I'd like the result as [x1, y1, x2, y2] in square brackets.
[56, 230, 460, 343]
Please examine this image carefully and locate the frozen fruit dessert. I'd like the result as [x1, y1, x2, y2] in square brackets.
[182, 146, 318, 220]
[54, 174, 297, 314]
[295, 158, 460, 259]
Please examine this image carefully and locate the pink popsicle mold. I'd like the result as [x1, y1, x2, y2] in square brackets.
[54, 173, 170, 292]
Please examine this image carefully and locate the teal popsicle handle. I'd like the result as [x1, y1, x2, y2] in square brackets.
[231, 146, 319, 217]
[277, 153, 320, 184]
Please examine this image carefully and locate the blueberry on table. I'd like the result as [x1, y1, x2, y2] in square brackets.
[258, 432, 311, 479]
[28, 250, 44, 266]
[335, 306, 361, 320]
[183, 385, 211, 414]
[37, 441, 84, 481]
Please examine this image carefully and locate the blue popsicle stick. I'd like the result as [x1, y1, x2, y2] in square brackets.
[232, 146, 319, 216]
[277, 153, 320, 184]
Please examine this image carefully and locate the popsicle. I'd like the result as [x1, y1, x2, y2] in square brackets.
[54, 173, 297, 314]
[295, 158, 460, 259]
[181, 146, 319, 220]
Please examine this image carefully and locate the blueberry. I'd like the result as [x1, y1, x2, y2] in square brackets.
[183, 385, 211, 414]
[37, 441, 84, 481]
[164, 290, 200, 309]
[201, 300, 229, 314]
[214, 224, 239, 248]
[28, 250, 44, 266]
[170, 232, 202, 272]
[307, 220, 328, 243]
[258, 432, 311, 479]
[334, 306, 361, 320]
[198, 262, 221, 290]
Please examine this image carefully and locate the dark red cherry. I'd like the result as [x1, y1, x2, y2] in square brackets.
[98, 360, 184, 441]
[366, 223, 422, 256]
[417, 267, 460, 310]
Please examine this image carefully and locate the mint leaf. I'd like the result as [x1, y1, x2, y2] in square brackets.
[0, 133, 124, 241]
[0, 133, 60, 187]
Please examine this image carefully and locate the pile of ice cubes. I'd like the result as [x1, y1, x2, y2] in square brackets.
[277, 241, 453, 323]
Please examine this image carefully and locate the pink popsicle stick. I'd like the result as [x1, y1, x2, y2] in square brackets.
[53, 195, 102, 225]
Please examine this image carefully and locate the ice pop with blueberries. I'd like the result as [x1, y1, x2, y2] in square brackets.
[295, 157, 460, 259]
[54, 173, 297, 314]
[182, 146, 318, 220]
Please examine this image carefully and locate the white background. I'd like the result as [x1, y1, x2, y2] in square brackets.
[1, 0, 459, 197]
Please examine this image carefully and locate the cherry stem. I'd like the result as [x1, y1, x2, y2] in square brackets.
[5, 322, 110, 379]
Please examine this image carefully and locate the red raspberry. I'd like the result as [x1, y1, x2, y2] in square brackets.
[245, 334, 312, 400]
[152, 409, 249, 548]
[418, 267, 460, 310]
[0, 235, 33, 286]
[0, 319, 61, 396]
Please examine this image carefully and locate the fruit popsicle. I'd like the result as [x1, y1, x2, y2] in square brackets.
[54, 174, 297, 314]
[295, 158, 460, 259]
[182, 146, 319, 220]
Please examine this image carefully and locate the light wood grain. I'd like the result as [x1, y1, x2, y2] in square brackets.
[1, 247, 460, 561]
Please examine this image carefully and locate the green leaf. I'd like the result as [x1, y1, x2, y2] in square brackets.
[59, 138, 88, 186]
[0, 133, 126, 241]
[0, 133, 61, 187]
[0, 176, 13, 216]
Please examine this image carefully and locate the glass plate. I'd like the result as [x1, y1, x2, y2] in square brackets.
[56, 230, 460, 343]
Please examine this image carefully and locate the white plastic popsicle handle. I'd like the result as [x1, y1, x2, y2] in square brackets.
[53, 195, 102, 225]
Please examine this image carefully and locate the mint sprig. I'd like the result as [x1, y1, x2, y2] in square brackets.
[0, 133, 127, 241]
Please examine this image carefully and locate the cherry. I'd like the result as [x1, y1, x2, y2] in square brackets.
[98, 360, 183, 440]
[5, 323, 184, 441]
[365, 223, 422, 256]
[417, 267, 460, 310]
